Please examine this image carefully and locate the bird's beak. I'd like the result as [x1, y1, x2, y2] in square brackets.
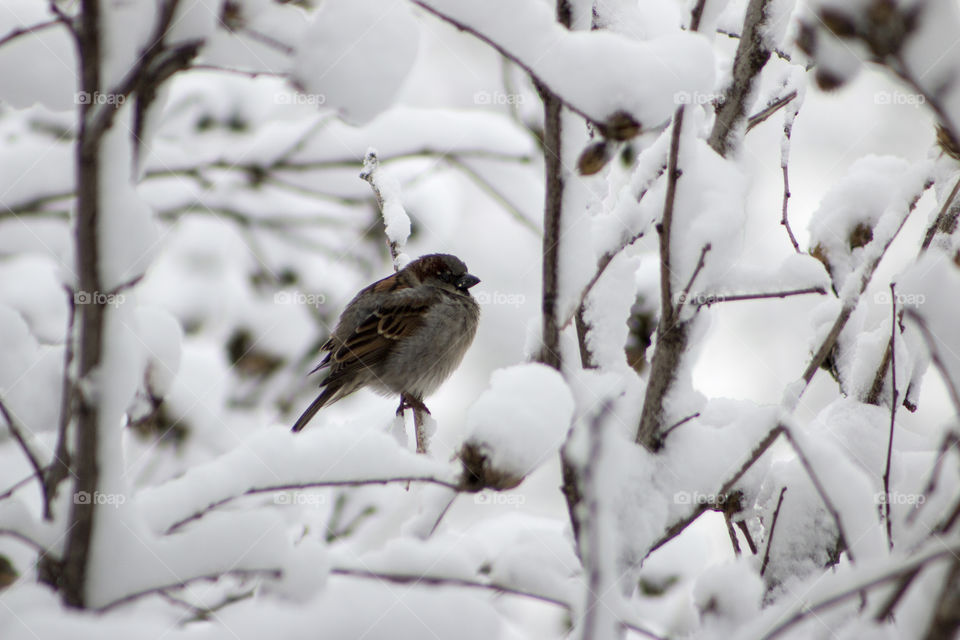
[457, 273, 481, 290]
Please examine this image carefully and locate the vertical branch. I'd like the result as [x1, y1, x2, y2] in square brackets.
[883, 284, 898, 549]
[633, 13, 704, 448]
[59, 0, 104, 608]
[707, 0, 773, 157]
[45, 289, 78, 519]
[634, 104, 687, 449]
[538, 81, 564, 371]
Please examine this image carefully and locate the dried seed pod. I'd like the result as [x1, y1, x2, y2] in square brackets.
[577, 141, 612, 175]
[598, 110, 642, 141]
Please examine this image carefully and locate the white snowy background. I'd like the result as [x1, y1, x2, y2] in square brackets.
[0, 0, 959, 639]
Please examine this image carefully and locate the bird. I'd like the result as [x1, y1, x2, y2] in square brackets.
[291, 253, 481, 432]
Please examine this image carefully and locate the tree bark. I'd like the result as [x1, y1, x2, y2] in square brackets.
[59, 0, 105, 608]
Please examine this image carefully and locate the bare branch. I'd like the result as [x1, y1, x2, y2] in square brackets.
[0, 396, 47, 505]
[708, 0, 774, 156]
[761, 542, 960, 640]
[746, 90, 798, 133]
[444, 156, 539, 234]
[904, 310, 960, 416]
[691, 286, 827, 308]
[164, 476, 461, 534]
[329, 567, 667, 640]
[920, 174, 960, 253]
[800, 182, 929, 390]
[761, 487, 788, 577]
[96, 568, 282, 612]
[647, 425, 783, 556]
[883, 284, 898, 549]
[675, 243, 711, 320]
[0, 19, 62, 50]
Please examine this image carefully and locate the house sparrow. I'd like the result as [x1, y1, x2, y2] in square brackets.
[291, 254, 481, 432]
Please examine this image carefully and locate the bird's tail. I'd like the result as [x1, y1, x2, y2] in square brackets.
[291, 385, 341, 432]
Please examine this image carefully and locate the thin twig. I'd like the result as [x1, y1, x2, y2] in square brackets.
[0, 19, 64, 49]
[445, 156, 538, 234]
[164, 476, 461, 534]
[0, 396, 47, 505]
[780, 100, 801, 253]
[762, 542, 960, 639]
[904, 310, 960, 416]
[97, 569, 282, 612]
[725, 514, 742, 556]
[659, 412, 701, 445]
[800, 182, 930, 389]
[562, 228, 648, 329]
[920, 174, 960, 253]
[675, 243, 711, 320]
[329, 566, 667, 640]
[779, 427, 854, 563]
[883, 284, 898, 549]
[691, 286, 826, 308]
[761, 487, 788, 577]
[647, 425, 783, 556]
[746, 90, 798, 133]
[0, 474, 38, 502]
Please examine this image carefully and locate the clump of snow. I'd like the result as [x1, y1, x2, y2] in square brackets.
[693, 558, 763, 637]
[462, 364, 574, 482]
[293, 0, 420, 125]
[417, 0, 714, 129]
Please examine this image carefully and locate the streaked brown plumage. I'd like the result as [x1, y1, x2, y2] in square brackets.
[291, 254, 480, 432]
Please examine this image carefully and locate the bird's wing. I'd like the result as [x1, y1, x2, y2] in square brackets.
[322, 294, 432, 384]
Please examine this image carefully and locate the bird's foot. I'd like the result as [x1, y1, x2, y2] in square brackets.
[396, 394, 431, 416]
